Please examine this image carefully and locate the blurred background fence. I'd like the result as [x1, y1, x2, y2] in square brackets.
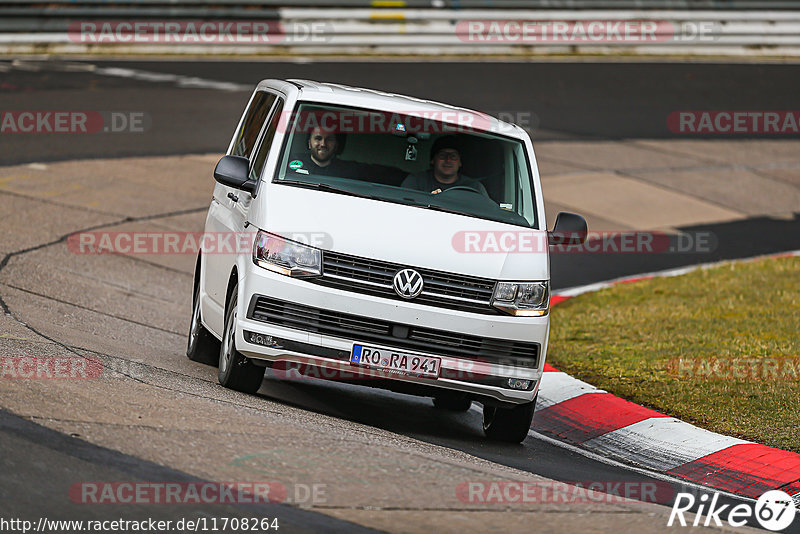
[2, 0, 800, 55]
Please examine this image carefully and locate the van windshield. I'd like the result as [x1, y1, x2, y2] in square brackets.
[273, 103, 539, 228]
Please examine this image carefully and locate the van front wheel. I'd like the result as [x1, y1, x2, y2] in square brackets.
[218, 285, 265, 394]
[482, 399, 536, 443]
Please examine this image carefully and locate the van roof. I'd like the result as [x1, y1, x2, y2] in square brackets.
[257, 78, 526, 138]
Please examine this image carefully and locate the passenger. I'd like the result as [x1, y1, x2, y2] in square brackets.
[401, 136, 488, 196]
[286, 126, 363, 178]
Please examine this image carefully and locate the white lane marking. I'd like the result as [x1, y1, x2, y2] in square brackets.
[537, 370, 605, 409]
[51, 62, 96, 72]
[554, 249, 800, 300]
[0, 60, 91, 73]
[177, 76, 249, 91]
[528, 428, 758, 505]
[1, 61, 249, 92]
[582, 417, 751, 472]
[555, 266, 696, 299]
[10, 59, 41, 71]
[96, 67, 178, 83]
[91, 65, 250, 91]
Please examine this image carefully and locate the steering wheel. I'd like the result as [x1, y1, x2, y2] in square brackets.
[438, 185, 483, 194]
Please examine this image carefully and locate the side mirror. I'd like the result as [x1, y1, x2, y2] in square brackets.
[548, 212, 588, 246]
[214, 155, 256, 193]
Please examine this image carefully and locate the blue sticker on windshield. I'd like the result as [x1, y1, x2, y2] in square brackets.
[289, 160, 303, 170]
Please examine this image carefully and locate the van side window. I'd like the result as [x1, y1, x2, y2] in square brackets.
[250, 99, 285, 181]
[231, 92, 277, 159]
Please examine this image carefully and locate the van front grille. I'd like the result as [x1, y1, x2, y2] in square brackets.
[308, 250, 499, 315]
[248, 295, 539, 368]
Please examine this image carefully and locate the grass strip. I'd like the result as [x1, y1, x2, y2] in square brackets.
[548, 255, 800, 453]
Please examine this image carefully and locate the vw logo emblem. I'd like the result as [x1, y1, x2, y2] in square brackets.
[393, 269, 424, 299]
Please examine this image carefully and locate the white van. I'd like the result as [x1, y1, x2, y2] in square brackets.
[187, 79, 586, 443]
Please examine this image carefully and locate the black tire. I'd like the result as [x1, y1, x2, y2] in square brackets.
[482, 399, 536, 443]
[218, 284, 265, 393]
[186, 275, 220, 365]
[433, 395, 472, 412]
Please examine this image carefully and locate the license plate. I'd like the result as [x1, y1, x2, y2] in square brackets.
[350, 344, 441, 379]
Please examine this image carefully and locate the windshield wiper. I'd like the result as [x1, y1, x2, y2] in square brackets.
[419, 203, 475, 217]
[398, 198, 479, 219]
[277, 179, 378, 200]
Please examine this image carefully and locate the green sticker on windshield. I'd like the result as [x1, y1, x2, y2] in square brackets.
[289, 160, 303, 170]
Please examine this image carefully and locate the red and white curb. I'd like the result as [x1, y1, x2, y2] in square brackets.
[535, 250, 800, 504]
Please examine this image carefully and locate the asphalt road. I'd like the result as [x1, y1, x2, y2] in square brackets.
[2, 59, 800, 166]
[1, 59, 797, 533]
[0, 410, 378, 534]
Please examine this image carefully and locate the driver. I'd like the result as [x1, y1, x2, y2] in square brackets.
[400, 136, 488, 196]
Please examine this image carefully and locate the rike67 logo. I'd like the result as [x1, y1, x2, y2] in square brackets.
[668, 490, 796, 531]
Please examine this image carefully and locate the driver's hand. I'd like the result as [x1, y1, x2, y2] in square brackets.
[431, 188, 442, 194]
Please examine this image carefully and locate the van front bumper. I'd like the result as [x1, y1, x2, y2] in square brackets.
[235, 266, 549, 405]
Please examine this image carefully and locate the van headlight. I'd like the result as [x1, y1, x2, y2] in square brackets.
[492, 281, 549, 317]
[253, 231, 321, 278]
